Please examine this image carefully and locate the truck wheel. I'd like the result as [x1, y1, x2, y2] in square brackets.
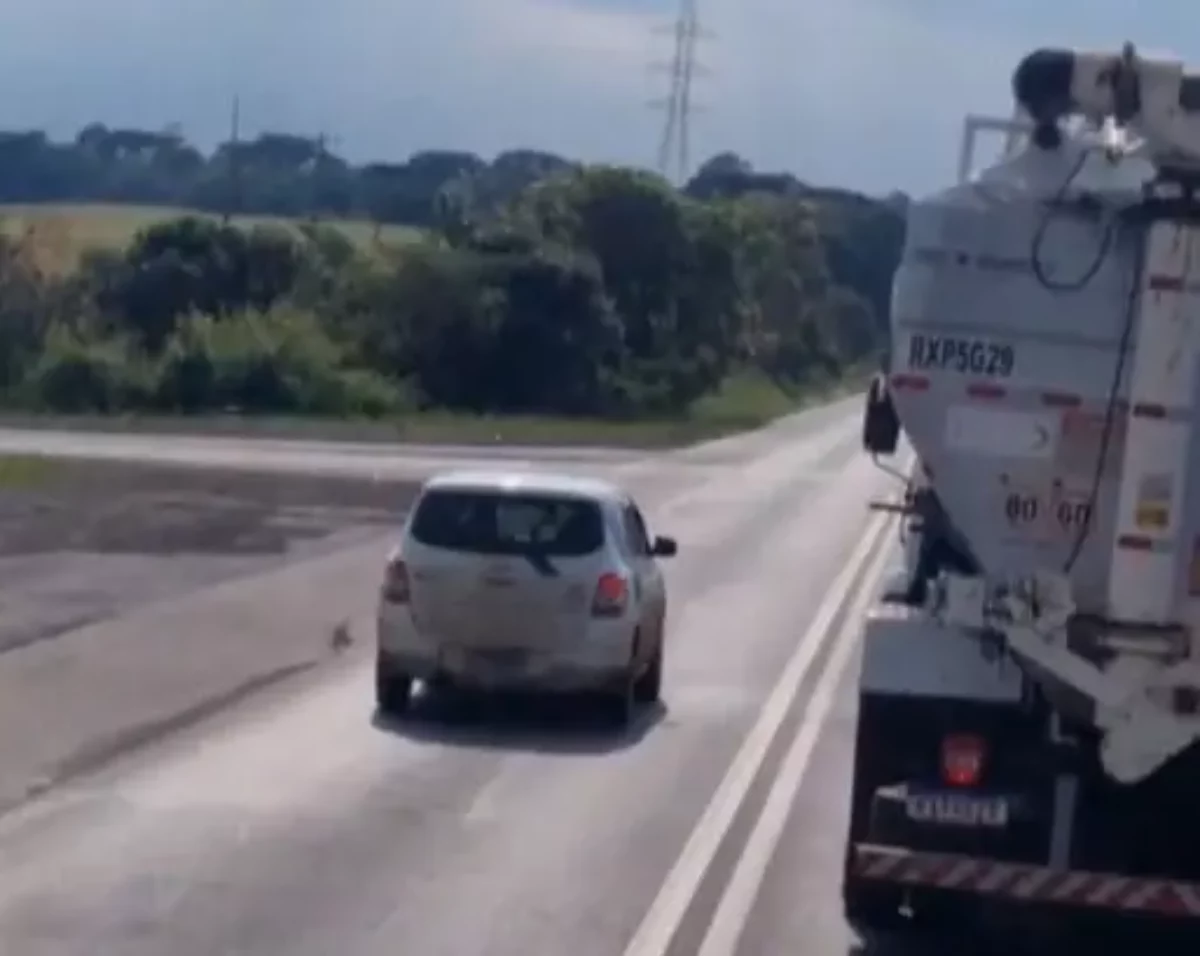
[375, 654, 413, 718]
[843, 875, 910, 934]
[843, 694, 914, 935]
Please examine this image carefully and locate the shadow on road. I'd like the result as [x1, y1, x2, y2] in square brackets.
[371, 685, 667, 755]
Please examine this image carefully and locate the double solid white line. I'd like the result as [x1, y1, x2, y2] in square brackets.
[622, 510, 897, 956]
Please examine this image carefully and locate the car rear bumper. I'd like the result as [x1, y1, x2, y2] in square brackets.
[377, 608, 632, 692]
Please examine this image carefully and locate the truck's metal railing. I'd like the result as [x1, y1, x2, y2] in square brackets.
[957, 109, 1033, 184]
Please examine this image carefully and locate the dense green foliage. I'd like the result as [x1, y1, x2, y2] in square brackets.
[0, 128, 905, 422]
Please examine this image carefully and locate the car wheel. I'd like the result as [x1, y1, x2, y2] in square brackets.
[634, 643, 663, 704]
[601, 672, 636, 728]
[375, 654, 413, 718]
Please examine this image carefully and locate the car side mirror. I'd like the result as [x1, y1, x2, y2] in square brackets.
[651, 535, 677, 558]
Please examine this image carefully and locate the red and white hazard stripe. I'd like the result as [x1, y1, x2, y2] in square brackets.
[888, 374, 1100, 410]
[888, 375, 1185, 425]
[852, 844, 1200, 917]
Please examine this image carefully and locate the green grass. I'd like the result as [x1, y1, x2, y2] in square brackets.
[0, 202, 423, 272]
[0, 454, 64, 488]
[0, 372, 866, 450]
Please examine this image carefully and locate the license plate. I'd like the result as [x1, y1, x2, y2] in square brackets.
[478, 648, 527, 662]
[905, 791, 1010, 828]
[471, 648, 531, 671]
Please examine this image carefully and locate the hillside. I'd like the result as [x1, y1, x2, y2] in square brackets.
[0, 124, 906, 443]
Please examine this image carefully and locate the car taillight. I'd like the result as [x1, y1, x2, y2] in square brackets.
[382, 558, 410, 604]
[941, 733, 985, 787]
[591, 572, 629, 617]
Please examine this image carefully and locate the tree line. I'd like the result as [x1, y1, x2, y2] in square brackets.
[0, 126, 907, 421]
[0, 125, 577, 228]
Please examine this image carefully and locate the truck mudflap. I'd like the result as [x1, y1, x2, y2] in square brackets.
[851, 843, 1200, 918]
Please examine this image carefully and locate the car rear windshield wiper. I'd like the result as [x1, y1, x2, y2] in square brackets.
[520, 545, 559, 578]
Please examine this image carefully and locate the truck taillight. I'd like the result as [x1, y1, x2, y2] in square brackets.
[941, 733, 985, 787]
[591, 572, 629, 617]
[382, 558, 410, 604]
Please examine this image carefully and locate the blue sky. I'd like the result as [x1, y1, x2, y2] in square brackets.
[0, 0, 1185, 195]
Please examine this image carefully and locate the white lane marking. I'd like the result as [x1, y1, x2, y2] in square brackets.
[463, 774, 506, 825]
[695, 524, 897, 955]
[621, 510, 892, 956]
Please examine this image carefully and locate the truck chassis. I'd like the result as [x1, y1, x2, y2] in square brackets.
[842, 509, 1200, 940]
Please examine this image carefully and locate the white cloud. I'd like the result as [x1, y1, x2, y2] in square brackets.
[689, 0, 1024, 190]
[392, 0, 666, 163]
[468, 0, 657, 69]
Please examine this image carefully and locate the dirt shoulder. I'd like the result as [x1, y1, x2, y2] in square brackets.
[0, 456, 418, 654]
[0, 457, 421, 814]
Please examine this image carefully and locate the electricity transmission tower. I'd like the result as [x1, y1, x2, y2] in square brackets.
[653, 0, 705, 184]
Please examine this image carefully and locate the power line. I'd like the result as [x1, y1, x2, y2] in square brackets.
[651, 0, 706, 184]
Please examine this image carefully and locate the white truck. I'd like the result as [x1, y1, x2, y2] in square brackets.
[848, 44, 1200, 938]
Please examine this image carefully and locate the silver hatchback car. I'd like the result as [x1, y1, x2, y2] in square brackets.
[375, 470, 677, 725]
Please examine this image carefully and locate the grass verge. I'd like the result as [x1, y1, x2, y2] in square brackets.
[0, 454, 65, 488]
[0, 202, 422, 272]
[0, 371, 869, 450]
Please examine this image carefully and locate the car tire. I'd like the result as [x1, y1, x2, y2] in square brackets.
[602, 672, 636, 728]
[634, 643, 663, 704]
[375, 655, 413, 718]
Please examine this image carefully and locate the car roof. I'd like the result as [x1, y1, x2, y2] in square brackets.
[420, 469, 628, 503]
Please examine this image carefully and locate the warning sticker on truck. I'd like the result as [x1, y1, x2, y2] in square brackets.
[1135, 473, 1173, 531]
[1056, 409, 1126, 482]
[906, 334, 1014, 378]
[946, 407, 1056, 460]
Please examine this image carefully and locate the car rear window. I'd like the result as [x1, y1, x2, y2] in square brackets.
[410, 490, 605, 557]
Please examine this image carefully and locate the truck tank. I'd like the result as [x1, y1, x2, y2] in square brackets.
[888, 134, 1162, 618]
[846, 50, 1200, 936]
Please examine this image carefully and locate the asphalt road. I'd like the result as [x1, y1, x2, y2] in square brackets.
[0, 398, 914, 956]
[0, 398, 859, 479]
[0, 427, 651, 479]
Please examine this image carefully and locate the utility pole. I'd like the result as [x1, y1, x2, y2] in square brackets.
[652, 0, 706, 184]
[223, 94, 242, 225]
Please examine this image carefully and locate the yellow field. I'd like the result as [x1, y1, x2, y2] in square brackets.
[0, 203, 422, 272]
